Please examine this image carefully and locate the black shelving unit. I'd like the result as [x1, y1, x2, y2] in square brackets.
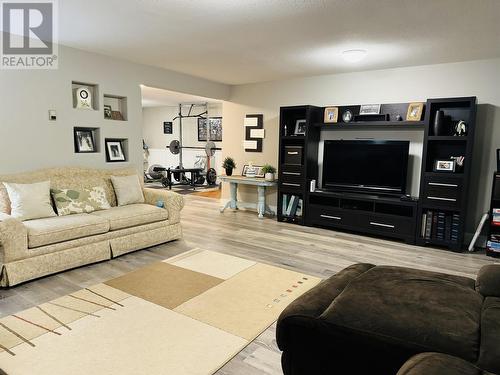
[485, 173, 500, 257]
[277, 97, 477, 252]
[277, 105, 322, 224]
[416, 97, 477, 251]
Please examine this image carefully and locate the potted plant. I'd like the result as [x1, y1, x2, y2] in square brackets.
[222, 157, 236, 176]
[262, 164, 277, 181]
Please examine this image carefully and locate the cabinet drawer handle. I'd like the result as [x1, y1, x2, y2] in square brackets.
[282, 182, 301, 187]
[428, 182, 458, 188]
[320, 214, 341, 220]
[427, 196, 457, 202]
[369, 222, 395, 229]
[287, 151, 299, 155]
[283, 172, 301, 176]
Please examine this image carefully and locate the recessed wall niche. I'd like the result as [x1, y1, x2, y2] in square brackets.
[103, 94, 128, 121]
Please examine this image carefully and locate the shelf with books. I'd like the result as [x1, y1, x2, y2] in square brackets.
[419, 209, 461, 245]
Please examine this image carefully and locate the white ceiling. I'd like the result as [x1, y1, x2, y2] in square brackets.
[58, 0, 500, 85]
[141, 85, 221, 107]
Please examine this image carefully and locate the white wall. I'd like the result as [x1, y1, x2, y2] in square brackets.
[0, 42, 229, 175]
[223, 58, 500, 235]
[142, 103, 223, 174]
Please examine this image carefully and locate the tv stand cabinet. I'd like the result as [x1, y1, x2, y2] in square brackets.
[308, 191, 418, 244]
[278, 98, 477, 251]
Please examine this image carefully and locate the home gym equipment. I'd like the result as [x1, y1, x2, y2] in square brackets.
[168, 140, 221, 157]
[164, 103, 221, 189]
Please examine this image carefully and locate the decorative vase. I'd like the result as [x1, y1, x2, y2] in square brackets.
[225, 168, 233, 176]
[265, 172, 275, 182]
[433, 110, 446, 136]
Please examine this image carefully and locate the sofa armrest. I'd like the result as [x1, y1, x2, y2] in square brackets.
[143, 188, 185, 224]
[0, 212, 28, 263]
[476, 264, 500, 297]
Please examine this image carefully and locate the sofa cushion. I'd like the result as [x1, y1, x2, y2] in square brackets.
[51, 186, 111, 216]
[397, 353, 494, 375]
[110, 175, 144, 206]
[322, 266, 483, 363]
[90, 204, 168, 231]
[3, 181, 56, 221]
[23, 214, 110, 248]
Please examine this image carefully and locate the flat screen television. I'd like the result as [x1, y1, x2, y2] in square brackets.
[322, 140, 410, 195]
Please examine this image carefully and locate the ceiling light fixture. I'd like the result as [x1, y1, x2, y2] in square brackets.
[342, 49, 367, 63]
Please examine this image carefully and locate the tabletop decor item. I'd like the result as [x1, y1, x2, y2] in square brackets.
[294, 119, 306, 135]
[324, 107, 339, 123]
[433, 110, 447, 135]
[359, 104, 381, 115]
[342, 109, 353, 123]
[406, 102, 424, 121]
[454, 120, 467, 136]
[434, 159, 456, 173]
[261, 164, 277, 181]
[222, 157, 236, 176]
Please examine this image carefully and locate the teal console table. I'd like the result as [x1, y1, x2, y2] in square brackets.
[219, 175, 277, 219]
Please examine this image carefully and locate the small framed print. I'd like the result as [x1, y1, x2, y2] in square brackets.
[74, 128, 96, 153]
[242, 165, 264, 178]
[105, 140, 126, 162]
[359, 104, 381, 115]
[434, 159, 456, 173]
[294, 119, 307, 135]
[103, 105, 112, 119]
[324, 107, 339, 123]
[163, 121, 173, 134]
[406, 102, 424, 121]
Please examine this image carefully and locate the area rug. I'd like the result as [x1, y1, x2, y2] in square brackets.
[0, 249, 321, 375]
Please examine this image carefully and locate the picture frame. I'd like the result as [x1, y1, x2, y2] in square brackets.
[105, 140, 126, 162]
[198, 117, 222, 142]
[103, 105, 112, 119]
[74, 128, 96, 153]
[242, 165, 264, 178]
[497, 149, 500, 171]
[434, 159, 456, 173]
[294, 119, 306, 135]
[342, 109, 353, 123]
[406, 102, 424, 121]
[163, 121, 173, 134]
[359, 104, 381, 115]
[324, 107, 339, 123]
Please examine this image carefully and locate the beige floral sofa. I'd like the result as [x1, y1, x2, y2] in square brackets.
[0, 167, 184, 287]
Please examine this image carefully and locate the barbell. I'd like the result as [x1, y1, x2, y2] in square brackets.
[168, 140, 221, 157]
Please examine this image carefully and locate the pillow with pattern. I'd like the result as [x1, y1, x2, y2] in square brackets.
[51, 186, 111, 216]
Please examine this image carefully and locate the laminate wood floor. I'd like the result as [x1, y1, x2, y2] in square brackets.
[0, 195, 497, 374]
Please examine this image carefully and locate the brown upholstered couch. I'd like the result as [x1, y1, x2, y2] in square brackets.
[277, 263, 500, 375]
[0, 167, 184, 287]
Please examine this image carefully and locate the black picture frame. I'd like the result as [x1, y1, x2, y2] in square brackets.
[105, 139, 126, 162]
[163, 121, 173, 134]
[74, 128, 96, 153]
[497, 149, 500, 172]
[198, 117, 222, 142]
[103, 105, 112, 119]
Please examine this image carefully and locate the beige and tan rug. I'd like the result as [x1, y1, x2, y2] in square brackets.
[0, 249, 321, 375]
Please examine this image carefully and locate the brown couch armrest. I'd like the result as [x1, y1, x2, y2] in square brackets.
[0, 212, 28, 263]
[143, 188, 184, 224]
[476, 265, 500, 297]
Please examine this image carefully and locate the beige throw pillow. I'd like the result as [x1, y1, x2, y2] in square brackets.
[3, 181, 56, 221]
[110, 175, 144, 206]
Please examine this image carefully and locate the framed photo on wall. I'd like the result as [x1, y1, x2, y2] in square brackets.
[198, 117, 222, 141]
[105, 140, 126, 162]
[74, 128, 96, 153]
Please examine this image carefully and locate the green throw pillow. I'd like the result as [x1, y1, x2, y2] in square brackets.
[51, 187, 111, 216]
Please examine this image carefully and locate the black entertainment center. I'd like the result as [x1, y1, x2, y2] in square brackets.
[277, 98, 477, 251]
